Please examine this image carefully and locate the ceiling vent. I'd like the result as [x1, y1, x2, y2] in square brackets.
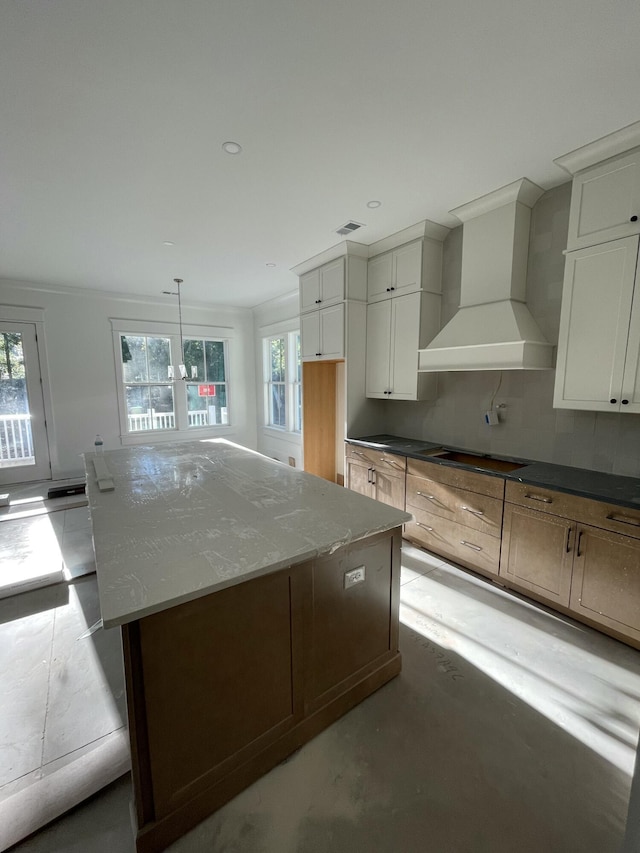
[335, 220, 365, 236]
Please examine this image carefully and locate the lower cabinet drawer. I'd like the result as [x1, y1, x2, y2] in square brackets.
[404, 508, 500, 577]
[406, 474, 503, 538]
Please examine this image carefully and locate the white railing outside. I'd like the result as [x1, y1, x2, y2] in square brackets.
[127, 410, 210, 431]
[0, 413, 34, 465]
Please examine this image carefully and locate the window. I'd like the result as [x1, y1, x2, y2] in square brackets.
[117, 328, 230, 436]
[264, 331, 301, 433]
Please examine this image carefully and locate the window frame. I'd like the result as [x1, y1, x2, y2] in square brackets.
[111, 319, 233, 445]
[262, 330, 301, 435]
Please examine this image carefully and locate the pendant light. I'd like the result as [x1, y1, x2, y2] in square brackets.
[162, 278, 197, 380]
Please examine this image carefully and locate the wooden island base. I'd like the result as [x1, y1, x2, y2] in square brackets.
[122, 527, 402, 853]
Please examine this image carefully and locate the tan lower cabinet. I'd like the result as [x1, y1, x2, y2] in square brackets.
[345, 446, 406, 512]
[500, 503, 574, 606]
[503, 480, 640, 647]
[570, 524, 640, 643]
[345, 442, 640, 649]
[404, 458, 504, 579]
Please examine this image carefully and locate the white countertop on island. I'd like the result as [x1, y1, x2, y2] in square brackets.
[84, 439, 411, 628]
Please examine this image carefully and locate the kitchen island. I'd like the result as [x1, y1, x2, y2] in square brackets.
[85, 440, 410, 853]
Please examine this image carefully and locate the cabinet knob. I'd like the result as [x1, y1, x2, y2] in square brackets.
[610, 398, 617, 404]
[386, 287, 391, 292]
[631, 215, 638, 222]
[622, 399, 629, 405]
[390, 286, 395, 291]
[315, 299, 321, 304]
[316, 352, 321, 357]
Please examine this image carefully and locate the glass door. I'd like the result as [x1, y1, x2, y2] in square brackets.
[0, 322, 51, 485]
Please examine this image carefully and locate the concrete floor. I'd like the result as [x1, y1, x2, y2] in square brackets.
[4, 541, 640, 853]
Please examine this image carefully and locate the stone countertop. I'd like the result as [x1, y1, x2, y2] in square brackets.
[84, 440, 411, 629]
[346, 435, 640, 510]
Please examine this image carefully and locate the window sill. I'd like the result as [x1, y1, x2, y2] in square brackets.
[261, 427, 302, 444]
[120, 426, 235, 446]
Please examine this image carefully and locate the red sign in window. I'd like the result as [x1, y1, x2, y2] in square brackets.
[198, 384, 216, 397]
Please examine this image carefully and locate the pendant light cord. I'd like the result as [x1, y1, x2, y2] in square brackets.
[174, 278, 185, 368]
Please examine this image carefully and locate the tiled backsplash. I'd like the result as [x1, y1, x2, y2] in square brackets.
[380, 181, 640, 478]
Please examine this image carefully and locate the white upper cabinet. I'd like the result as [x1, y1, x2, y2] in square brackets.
[567, 148, 640, 251]
[366, 292, 439, 401]
[367, 240, 433, 303]
[299, 258, 345, 314]
[554, 236, 640, 412]
[300, 303, 344, 360]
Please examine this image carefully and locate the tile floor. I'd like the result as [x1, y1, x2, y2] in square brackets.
[0, 492, 129, 851]
[3, 541, 640, 852]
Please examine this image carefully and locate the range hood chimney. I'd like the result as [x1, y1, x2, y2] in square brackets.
[418, 178, 554, 371]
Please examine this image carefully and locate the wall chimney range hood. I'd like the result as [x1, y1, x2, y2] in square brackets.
[418, 178, 554, 372]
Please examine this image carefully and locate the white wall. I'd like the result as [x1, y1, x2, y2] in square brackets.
[252, 290, 303, 469]
[0, 280, 257, 480]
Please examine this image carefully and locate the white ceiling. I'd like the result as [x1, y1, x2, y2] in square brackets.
[2, 0, 640, 308]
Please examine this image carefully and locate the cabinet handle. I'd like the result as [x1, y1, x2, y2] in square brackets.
[370, 468, 376, 486]
[576, 530, 583, 557]
[316, 352, 321, 357]
[461, 505, 484, 516]
[416, 491, 436, 500]
[606, 512, 640, 527]
[460, 540, 482, 551]
[566, 526, 573, 553]
[367, 466, 373, 484]
[622, 399, 629, 405]
[631, 215, 638, 222]
[382, 457, 404, 470]
[610, 398, 617, 404]
[524, 493, 552, 504]
[416, 522, 433, 531]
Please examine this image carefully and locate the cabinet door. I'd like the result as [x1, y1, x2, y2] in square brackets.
[346, 458, 374, 498]
[567, 150, 640, 250]
[392, 240, 422, 297]
[300, 269, 321, 314]
[570, 524, 640, 643]
[372, 469, 405, 512]
[499, 504, 574, 606]
[300, 312, 320, 359]
[318, 303, 344, 359]
[620, 261, 640, 412]
[319, 258, 345, 307]
[554, 237, 639, 411]
[367, 253, 393, 302]
[389, 293, 420, 399]
[365, 300, 391, 397]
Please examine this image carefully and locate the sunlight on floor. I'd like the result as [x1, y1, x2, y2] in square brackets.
[0, 514, 64, 596]
[400, 546, 640, 777]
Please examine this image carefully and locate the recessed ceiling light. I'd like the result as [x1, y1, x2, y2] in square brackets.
[163, 241, 174, 246]
[266, 263, 276, 268]
[366, 200, 382, 209]
[222, 141, 242, 155]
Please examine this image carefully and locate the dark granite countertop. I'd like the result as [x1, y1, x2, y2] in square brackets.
[346, 434, 640, 511]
